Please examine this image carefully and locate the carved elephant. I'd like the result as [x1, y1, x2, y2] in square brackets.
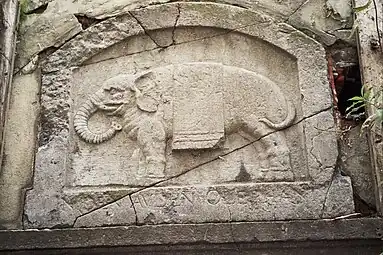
[74, 63, 296, 178]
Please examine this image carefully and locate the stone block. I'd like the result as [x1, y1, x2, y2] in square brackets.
[0, 72, 40, 229]
[339, 124, 376, 207]
[288, 0, 353, 46]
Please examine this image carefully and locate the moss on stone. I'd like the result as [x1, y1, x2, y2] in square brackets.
[19, 0, 28, 23]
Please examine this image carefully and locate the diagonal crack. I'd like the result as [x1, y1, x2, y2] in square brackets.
[285, 0, 310, 22]
[129, 194, 138, 225]
[320, 173, 336, 218]
[129, 11, 164, 48]
[81, 19, 274, 67]
[73, 106, 332, 223]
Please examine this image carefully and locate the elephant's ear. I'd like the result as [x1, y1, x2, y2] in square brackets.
[134, 72, 158, 113]
[136, 94, 158, 112]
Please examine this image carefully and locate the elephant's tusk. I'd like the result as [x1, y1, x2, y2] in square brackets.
[106, 105, 125, 116]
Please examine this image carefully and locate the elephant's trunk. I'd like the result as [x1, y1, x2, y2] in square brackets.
[259, 99, 296, 130]
[74, 95, 122, 144]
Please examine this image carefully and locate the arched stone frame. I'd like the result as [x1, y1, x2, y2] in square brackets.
[24, 2, 354, 228]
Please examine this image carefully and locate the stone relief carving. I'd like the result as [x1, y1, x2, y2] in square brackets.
[74, 63, 296, 179]
[23, 2, 356, 228]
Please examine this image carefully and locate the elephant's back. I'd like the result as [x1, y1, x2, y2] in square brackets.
[136, 63, 288, 125]
[221, 65, 287, 121]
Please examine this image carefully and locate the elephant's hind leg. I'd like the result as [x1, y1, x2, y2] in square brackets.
[241, 115, 294, 181]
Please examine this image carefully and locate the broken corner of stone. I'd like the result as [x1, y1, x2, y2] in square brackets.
[1, 1, 357, 230]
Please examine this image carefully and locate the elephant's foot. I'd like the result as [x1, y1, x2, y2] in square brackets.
[265, 145, 292, 170]
[144, 161, 166, 178]
[257, 149, 294, 182]
[258, 168, 294, 182]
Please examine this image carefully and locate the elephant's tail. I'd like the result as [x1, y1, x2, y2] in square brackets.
[259, 99, 296, 130]
[74, 95, 122, 144]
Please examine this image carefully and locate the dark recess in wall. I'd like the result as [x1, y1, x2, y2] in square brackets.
[25, 3, 48, 14]
[74, 15, 104, 30]
[335, 65, 365, 119]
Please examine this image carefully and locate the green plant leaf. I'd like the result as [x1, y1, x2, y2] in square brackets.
[346, 101, 365, 112]
[361, 84, 365, 97]
[363, 89, 371, 100]
[361, 114, 376, 131]
[353, 0, 372, 13]
[346, 104, 366, 117]
[376, 109, 383, 122]
[348, 96, 365, 102]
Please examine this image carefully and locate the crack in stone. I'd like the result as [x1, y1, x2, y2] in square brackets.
[72, 106, 332, 221]
[227, 207, 241, 252]
[81, 20, 271, 68]
[18, 1, 297, 75]
[14, 24, 83, 76]
[0, 51, 12, 65]
[129, 194, 138, 225]
[320, 172, 337, 218]
[128, 11, 165, 48]
[320, 135, 342, 218]
[171, 3, 181, 45]
[24, 3, 49, 15]
[309, 134, 324, 169]
[285, 0, 310, 22]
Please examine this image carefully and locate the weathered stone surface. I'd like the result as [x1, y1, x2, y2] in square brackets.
[16, 1, 82, 70]
[16, 0, 313, 70]
[130, 182, 352, 224]
[339, 124, 376, 207]
[288, 0, 353, 45]
[0, 0, 19, 184]
[130, 4, 180, 48]
[23, 2, 354, 228]
[42, 13, 143, 73]
[63, 189, 136, 215]
[74, 196, 136, 227]
[0, 71, 40, 229]
[23, 0, 52, 13]
[24, 135, 79, 229]
[354, 0, 383, 215]
[1, 219, 383, 252]
[322, 174, 355, 218]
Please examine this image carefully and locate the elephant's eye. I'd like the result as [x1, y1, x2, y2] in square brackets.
[112, 93, 123, 100]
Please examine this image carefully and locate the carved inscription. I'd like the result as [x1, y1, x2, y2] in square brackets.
[132, 187, 265, 210]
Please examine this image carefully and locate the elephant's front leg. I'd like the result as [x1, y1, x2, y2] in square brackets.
[137, 118, 167, 178]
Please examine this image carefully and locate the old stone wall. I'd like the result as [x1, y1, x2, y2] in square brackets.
[0, 0, 377, 235]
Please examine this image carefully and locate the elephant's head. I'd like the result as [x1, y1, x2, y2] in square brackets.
[74, 72, 159, 144]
